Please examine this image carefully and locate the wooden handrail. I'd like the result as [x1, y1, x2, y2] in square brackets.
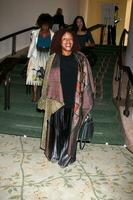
[119, 29, 129, 46]
[123, 66, 133, 117]
[87, 24, 106, 32]
[88, 24, 106, 45]
[115, 29, 133, 117]
[0, 23, 106, 56]
[0, 26, 37, 42]
[116, 29, 128, 76]
[0, 26, 37, 55]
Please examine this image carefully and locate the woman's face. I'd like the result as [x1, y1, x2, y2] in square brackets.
[61, 32, 73, 55]
[76, 18, 83, 29]
[41, 23, 49, 32]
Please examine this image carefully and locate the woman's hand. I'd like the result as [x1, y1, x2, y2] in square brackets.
[85, 41, 95, 47]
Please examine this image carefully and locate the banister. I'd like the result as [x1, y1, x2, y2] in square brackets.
[88, 24, 106, 45]
[119, 29, 129, 46]
[0, 26, 37, 55]
[0, 26, 37, 42]
[87, 24, 106, 32]
[115, 28, 133, 117]
[0, 23, 106, 56]
[123, 66, 133, 117]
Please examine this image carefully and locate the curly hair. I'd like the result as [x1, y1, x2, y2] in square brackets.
[36, 13, 53, 28]
[72, 16, 87, 32]
[50, 28, 80, 54]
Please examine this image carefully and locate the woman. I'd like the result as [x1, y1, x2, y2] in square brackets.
[26, 13, 54, 102]
[38, 29, 95, 168]
[52, 8, 65, 30]
[72, 16, 95, 50]
[107, 6, 119, 45]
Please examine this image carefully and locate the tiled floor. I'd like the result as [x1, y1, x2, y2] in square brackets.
[0, 134, 133, 200]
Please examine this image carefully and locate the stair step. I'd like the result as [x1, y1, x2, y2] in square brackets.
[92, 122, 124, 145]
[0, 113, 42, 137]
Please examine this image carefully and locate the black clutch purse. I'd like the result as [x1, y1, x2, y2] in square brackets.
[78, 114, 94, 150]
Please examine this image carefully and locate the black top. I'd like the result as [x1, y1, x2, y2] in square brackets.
[53, 14, 65, 27]
[76, 30, 94, 49]
[60, 54, 78, 107]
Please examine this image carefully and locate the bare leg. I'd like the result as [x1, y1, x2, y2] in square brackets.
[37, 86, 42, 100]
[32, 85, 37, 102]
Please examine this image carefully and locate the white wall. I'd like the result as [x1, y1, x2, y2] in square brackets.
[0, 0, 78, 58]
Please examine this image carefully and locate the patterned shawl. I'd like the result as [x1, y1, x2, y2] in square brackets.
[38, 52, 95, 157]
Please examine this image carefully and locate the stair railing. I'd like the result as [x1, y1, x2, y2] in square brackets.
[88, 24, 106, 45]
[0, 27, 37, 109]
[0, 24, 106, 58]
[0, 26, 37, 56]
[115, 29, 133, 117]
[122, 66, 133, 117]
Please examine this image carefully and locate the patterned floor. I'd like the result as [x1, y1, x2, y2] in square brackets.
[0, 134, 133, 200]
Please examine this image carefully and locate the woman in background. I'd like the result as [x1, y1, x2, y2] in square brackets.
[26, 13, 54, 102]
[38, 29, 95, 168]
[53, 8, 65, 30]
[72, 16, 96, 66]
[72, 16, 95, 50]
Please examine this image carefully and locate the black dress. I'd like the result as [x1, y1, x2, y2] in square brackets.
[49, 54, 78, 167]
[76, 30, 94, 49]
[53, 14, 65, 28]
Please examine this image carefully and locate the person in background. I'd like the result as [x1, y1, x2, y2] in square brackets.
[107, 6, 119, 45]
[72, 16, 96, 66]
[52, 8, 65, 31]
[26, 13, 54, 102]
[72, 16, 95, 50]
[38, 28, 95, 168]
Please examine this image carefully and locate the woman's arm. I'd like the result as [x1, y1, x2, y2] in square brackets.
[27, 29, 39, 58]
[85, 30, 95, 47]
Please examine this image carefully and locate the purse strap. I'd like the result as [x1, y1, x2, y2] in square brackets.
[79, 138, 86, 150]
[79, 113, 93, 150]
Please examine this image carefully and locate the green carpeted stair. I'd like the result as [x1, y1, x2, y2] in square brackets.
[0, 46, 125, 145]
[0, 63, 43, 138]
[91, 45, 124, 145]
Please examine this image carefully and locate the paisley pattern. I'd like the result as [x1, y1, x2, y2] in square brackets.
[0, 134, 133, 200]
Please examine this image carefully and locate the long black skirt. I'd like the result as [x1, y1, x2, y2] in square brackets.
[48, 106, 77, 167]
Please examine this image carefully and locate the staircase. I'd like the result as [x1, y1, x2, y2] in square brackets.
[0, 46, 125, 145]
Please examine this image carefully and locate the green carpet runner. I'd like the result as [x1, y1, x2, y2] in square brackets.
[91, 45, 124, 145]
